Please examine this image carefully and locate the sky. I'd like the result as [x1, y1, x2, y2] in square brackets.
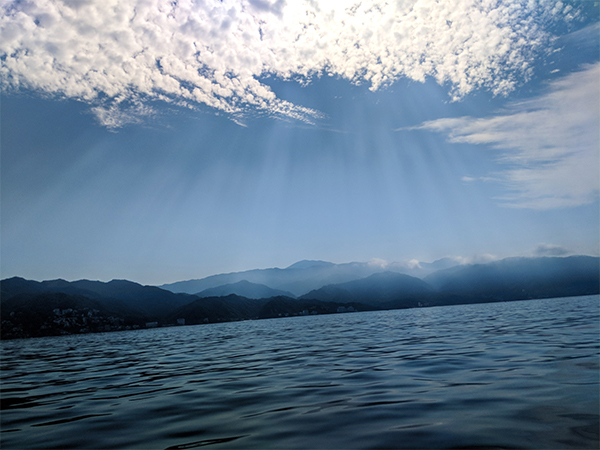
[1, 0, 599, 285]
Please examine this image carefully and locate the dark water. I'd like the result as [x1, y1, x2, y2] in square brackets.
[1, 295, 598, 449]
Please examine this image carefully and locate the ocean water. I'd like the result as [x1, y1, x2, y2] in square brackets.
[1, 295, 598, 449]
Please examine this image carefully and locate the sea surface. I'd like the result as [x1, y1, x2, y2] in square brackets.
[1, 295, 598, 449]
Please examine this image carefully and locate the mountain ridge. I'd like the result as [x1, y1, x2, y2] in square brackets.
[300, 271, 433, 305]
[195, 280, 297, 299]
[424, 255, 599, 300]
[159, 258, 461, 296]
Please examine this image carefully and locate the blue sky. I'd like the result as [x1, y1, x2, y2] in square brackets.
[1, 0, 598, 285]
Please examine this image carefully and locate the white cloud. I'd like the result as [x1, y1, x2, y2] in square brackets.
[404, 259, 422, 270]
[368, 257, 389, 269]
[1, 0, 562, 127]
[90, 101, 157, 129]
[386, 258, 423, 270]
[417, 63, 600, 209]
[454, 254, 499, 265]
[532, 243, 570, 256]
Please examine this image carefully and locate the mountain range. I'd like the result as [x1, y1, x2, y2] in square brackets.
[159, 258, 458, 296]
[2, 255, 598, 339]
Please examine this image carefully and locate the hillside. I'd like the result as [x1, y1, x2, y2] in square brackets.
[424, 256, 600, 300]
[165, 294, 372, 324]
[195, 280, 296, 299]
[1, 292, 146, 339]
[301, 271, 433, 306]
[2, 277, 197, 315]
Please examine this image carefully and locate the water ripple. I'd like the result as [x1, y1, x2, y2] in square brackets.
[1, 295, 598, 449]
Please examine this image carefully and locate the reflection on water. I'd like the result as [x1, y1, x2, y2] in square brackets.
[1, 295, 598, 449]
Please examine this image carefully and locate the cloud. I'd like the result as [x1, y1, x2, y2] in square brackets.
[417, 63, 600, 209]
[453, 254, 499, 265]
[90, 101, 156, 129]
[386, 259, 423, 270]
[367, 258, 389, 269]
[0, 0, 565, 127]
[532, 243, 570, 256]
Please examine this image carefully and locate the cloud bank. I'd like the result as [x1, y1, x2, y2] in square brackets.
[1, 0, 566, 127]
[418, 63, 600, 209]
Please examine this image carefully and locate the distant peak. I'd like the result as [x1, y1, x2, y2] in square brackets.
[286, 260, 335, 270]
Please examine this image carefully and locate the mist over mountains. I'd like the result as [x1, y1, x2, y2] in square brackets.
[424, 256, 600, 300]
[2, 256, 598, 339]
[159, 258, 458, 297]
